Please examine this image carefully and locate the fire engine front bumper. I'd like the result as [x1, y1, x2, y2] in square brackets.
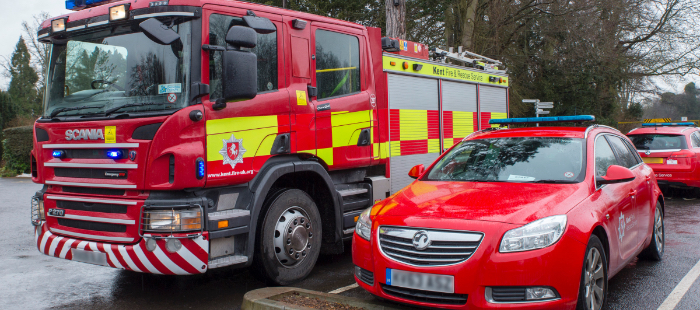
[35, 223, 210, 275]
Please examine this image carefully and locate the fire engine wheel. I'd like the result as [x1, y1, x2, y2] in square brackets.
[253, 188, 322, 285]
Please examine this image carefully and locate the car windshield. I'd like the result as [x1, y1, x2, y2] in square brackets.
[43, 20, 191, 118]
[425, 137, 585, 183]
[629, 134, 687, 150]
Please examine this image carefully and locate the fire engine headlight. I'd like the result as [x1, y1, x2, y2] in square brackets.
[355, 206, 372, 241]
[109, 4, 130, 21]
[31, 197, 44, 226]
[143, 208, 202, 232]
[51, 18, 66, 33]
[499, 215, 567, 253]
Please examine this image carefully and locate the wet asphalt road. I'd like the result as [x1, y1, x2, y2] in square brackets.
[1, 177, 700, 309]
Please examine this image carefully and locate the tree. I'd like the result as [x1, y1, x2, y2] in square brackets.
[0, 90, 14, 130]
[385, 0, 406, 39]
[7, 37, 39, 118]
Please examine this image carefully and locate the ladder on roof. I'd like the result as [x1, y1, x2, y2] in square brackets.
[431, 46, 506, 74]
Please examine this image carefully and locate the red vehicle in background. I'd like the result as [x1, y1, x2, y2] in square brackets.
[627, 122, 700, 193]
[352, 116, 665, 310]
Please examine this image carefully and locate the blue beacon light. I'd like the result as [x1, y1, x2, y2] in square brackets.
[107, 150, 122, 159]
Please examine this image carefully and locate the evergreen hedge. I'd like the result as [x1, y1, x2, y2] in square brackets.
[2, 126, 33, 174]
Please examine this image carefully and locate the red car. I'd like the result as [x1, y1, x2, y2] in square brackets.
[627, 122, 700, 192]
[352, 117, 665, 310]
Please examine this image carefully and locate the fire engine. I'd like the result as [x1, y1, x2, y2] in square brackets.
[30, 0, 509, 284]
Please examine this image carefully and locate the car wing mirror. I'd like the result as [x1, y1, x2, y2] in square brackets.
[596, 165, 635, 185]
[408, 164, 425, 179]
[139, 18, 180, 45]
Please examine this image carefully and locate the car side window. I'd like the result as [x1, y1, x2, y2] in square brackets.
[622, 138, 642, 164]
[209, 14, 278, 99]
[595, 136, 618, 177]
[315, 29, 360, 100]
[607, 136, 638, 168]
[691, 132, 700, 148]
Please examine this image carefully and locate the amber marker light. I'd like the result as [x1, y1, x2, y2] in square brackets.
[218, 220, 229, 229]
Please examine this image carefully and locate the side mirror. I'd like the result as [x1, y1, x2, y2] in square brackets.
[219, 26, 258, 104]
[408, 164, 425, 179]
[242, 15, 276, 34]
[139, 18, 180, 45]
[596, 165, 635, 185]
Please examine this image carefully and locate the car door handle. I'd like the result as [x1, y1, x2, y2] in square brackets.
[645, 176, 651, 181]
[629, 190, 637, 196]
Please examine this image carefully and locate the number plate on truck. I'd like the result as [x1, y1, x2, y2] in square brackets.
[48, 208, 64, 217]
[642, 157, 663, 164]
[71, 249, 109, 266]
[386, 268, 455, 293]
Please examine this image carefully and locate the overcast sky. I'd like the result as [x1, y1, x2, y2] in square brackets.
[0, 0, 68, 89]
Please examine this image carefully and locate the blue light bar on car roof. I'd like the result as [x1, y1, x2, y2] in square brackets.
[489, 115, 596, 125]
[641, 122, 695, 127]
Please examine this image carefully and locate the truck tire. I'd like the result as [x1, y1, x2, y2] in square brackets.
[252, 188, 322, 285]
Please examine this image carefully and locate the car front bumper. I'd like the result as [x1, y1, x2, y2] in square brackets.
[352, 216, 587, 309]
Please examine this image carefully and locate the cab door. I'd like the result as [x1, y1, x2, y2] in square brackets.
[202, 6, 289, 187]
[310, 22, 371, 170]
[594, 135, 638, 261]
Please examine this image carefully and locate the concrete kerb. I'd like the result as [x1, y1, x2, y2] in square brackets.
[242, 287, 403, 310]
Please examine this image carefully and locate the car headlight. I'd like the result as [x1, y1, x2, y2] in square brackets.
[499, 215, 567, 253]
[143, 208, 202, 232]
[355, 206, 372, 241]
[31, 197, 44, 226]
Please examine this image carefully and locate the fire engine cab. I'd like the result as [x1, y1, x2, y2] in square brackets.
[30, 0, 509, 284]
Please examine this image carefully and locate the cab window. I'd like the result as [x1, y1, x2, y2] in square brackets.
[209, 14, 278, 99]
[607, 136, 638, 168]
[315, 30, 360, 100]
[595, 136, 618, 177]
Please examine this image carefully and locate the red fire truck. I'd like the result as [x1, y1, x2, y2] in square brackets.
[30, 0, 509, 284]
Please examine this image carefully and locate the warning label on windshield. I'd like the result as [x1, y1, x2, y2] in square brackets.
[158, 83, 182, 94]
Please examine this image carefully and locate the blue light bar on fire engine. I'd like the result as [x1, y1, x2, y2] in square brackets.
[489, 115, 596, 125]
[65, 0, 111, 10]
[641, 122, 695, 127]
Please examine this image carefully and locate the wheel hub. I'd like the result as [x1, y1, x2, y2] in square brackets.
[273, 207, 313, 268]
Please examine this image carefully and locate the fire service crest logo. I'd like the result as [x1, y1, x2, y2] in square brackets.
[219, 134, 246, 169]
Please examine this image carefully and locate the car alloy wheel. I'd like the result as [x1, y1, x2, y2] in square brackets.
[654, 207, 664, 254]
[584, 247, 605, 310]
[273, 206, 314, 267]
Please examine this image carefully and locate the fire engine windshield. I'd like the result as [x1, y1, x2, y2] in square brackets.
[425, 137, 585, 183]
[43, 20, 191, 119]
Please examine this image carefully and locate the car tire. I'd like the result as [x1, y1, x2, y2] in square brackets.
[639, 202, 664, 261]
[251, 188, 322, 285]
[576, 235, 608, 310]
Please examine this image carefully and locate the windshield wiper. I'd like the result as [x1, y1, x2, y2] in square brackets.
[532, 180, 577, 183]
[50, 105, 105, 118]
[104, 102, 170, 116]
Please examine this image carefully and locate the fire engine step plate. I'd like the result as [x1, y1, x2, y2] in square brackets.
[273, 207, 313, 268]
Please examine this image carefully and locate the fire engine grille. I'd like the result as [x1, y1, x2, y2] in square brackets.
[62, 186, 125, 196]
[380, 284, 468, 305]
[64, 149, 127, 159]
[378, 226, 483, 266]
[54, 168, 128, 179]
[56, 200, 128, 214]
[57, 218, 127, 233]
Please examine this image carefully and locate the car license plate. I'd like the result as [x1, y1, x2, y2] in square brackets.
[643, 157, 663, 164]
[386, 268, 454, 293]
[47, 208, 64, 217]
[71, 249, 109, 266]
[667, 159, 678, 165]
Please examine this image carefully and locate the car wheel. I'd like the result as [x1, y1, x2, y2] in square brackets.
[576, 235, 608, 310]
[639, 202, 664, 261]
[251, 188, 322, 285]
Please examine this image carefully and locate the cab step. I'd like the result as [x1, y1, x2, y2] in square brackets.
[336, 183, 373, 232]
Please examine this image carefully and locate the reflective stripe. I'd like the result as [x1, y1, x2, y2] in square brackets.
[48, 236, 64, 256]
[118, 245, 142, 272]
[132, 244, 161, 274]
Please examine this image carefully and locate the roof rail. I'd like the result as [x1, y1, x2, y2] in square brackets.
[584, 124, 621, 138]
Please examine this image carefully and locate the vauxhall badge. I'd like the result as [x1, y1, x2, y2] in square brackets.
[220, 134, 246, 169]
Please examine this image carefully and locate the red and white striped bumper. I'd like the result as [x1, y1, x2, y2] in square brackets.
[35, 223, 210, 275]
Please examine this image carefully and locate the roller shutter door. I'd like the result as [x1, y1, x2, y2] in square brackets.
[387, 74, 440, 193]
[479, 86, 508, 129]
[442, 81, 477, 149]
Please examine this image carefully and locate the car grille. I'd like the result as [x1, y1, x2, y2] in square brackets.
[490, 287, 526, 302]
[378, 226, 483, 266]
[380, 284, 468, 305]
[355, 266, 374, 286]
